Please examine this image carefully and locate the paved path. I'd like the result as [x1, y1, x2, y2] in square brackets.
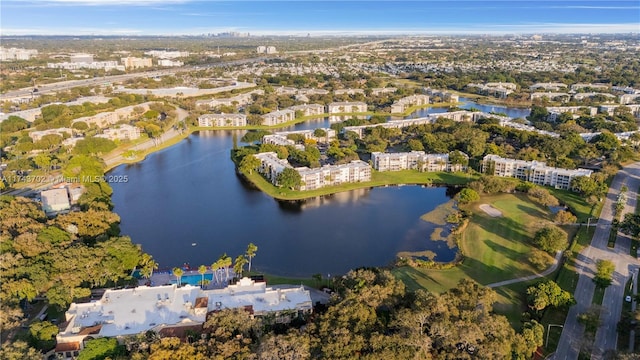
[553, 162, 640, 360]
[487, 251, 562, 288]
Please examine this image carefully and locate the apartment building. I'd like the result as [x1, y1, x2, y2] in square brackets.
[334, 88, 365, 95]
[424, 88, 460, 103]
[270, 128, 336, 144]
[255, 152, 292, 182]
[289, 104, 325, 117]
[371, 88, 397, 96]
[157, 59, 184, 67]
[195, 90, 264, 109]
[620, 94, 640, 105]
[297, 161, 371, 190]
[572, 92, 616, 102]
[275, 86, 298, 95]
[482, 154, 592, 190]
[467, 82, 516, 99]
[121, 57, 153, 69]
[41, 188, 71, 216]
[47, 61, 125, 71]
[261, 109, 295, 126]
[326, 101, 367, 114]
[546, 106, 598, 122]
[571, 83, 610, 91]
[0, 47, 38, 61]
[599, 104, 640, 117]
[529, 83, 568, 91]
[29, 128, 73, 141]
[371, 151, 468, 172]
[55, 278, 311, 359]
[198, 114, 247, 127]
[390, 94, 430, 113]
[530, 92, 570, 101]
[95, 124, 141, 141]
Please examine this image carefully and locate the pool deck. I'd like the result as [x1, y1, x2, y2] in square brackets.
[141, 268, 238, 290]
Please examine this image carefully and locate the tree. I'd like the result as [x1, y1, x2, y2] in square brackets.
[219, 253, 232, 282]
[528, 187, 560, 207]
[555, 210, 577, 224]
[139, 253, 158, 279]
[526, 280, 574, 311]
[29, 321, 58, 350]
[594, 259, 615, 288]
[528, 249, 554, 271]
[407, 138, 424, 151]
[0, 341, 41, 360]
[276, 167, 302, 190]
[33, 154, 51, 172]
[533, 225, 567, 253]
[620, 213, 640, 240]
[198, 265, 207, 288]
[77, 338, 125, 360]
[246, 242, 258, 273]
[233, 255, 247, 278]
[74, 137, 117, 155]
[172, 267, 184, 287]
[239, 154, 261, 175]
[456, 188, 479, 204]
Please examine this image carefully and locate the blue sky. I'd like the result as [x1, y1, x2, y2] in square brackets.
[1, 0, 638, 36]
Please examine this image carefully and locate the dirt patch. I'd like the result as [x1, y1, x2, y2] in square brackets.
[479, 204, 503, 217]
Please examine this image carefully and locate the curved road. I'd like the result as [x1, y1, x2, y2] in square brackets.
[553, 162, 640, 360]
[487, 251, 562, 288]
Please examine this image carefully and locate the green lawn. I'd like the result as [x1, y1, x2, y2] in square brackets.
[243, 169, 477, 200]
[548, 188, 597, 223]
[393, 193, 554, 290]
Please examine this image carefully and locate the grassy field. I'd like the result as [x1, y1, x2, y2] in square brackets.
[548, 188, 597, 223]
[393, 193, 554, 290]
[243, 169, 477, 200]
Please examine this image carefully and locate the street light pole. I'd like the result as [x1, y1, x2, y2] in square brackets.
[546, 324, 564, 348]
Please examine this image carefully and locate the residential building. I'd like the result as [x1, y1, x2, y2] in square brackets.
[390, 94, 430, 113]
[270, 128, 336, 144]
[0, 47, 38, 61]
[47, 61, 125, 72]
[326, 101, 367, 114]
[297, 161, 371, 190]
[424, 88, 460, 103]
[55, 278, 312, 358]
[29, 128, 73, 141]
[262, 135, 296, 147]
[256, 46, 277, 54]
[467, 82, 516, 98]
[334, 88, 365, 95]
[275, 86, 298, 95]
[0, 108, 42, 123]
[599, 104, 640, 117]
[530, 92, 570, 101]
[261, 109, 295, 126]
[254, 152, 372, 190]
[121, 57, 153, 69]
[546, 106, 598, 122]
[572, 92, 617, 102]
[371, 87, 397, 96]
[482, 154, 592, 190]
[69, 54, 94, 63]
[157, 59, 184, 67]
[198, 114, 247, 127]
[289, 104, 325, 117]
[195, 89, 264, 109]
[571, 83, 610, 91]
[529, 83, 568, 91]
[95, 124, 141, 141]
[620, 94, 640, 104]
[41, 188, 71, 215]
[72, 102, 154, 129]
[144, 50, 190, 59]
[299, 88, 330, 96]
[371, 151, 468, 172]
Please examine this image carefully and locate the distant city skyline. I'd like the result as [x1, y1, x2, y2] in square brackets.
[1, 0, 638, 36]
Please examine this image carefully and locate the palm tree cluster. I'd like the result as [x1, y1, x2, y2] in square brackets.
[171, 243, 258, 288]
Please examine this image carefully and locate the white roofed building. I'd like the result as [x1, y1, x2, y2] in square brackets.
[198, 114, 247, 127]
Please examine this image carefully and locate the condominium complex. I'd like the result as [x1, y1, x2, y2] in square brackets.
[121, 57, 153, 69]
[326, 101, 367, 114]
[264, 128, 336, 146]
[71, 102, 154, 129]
[371, 151, 468, 172]
[546, 106, 598, 122]
[261, 109, 295, 126]
[0, 47, 38, 61]
[47, 61, 125, 72]
[96, 124, 141, 141]
[529, 83, 568, 91]
[55, 278, 312, 358]
[467, 82, 516, 98]
[482, 154, 592, 190]
[289, 104, 325, 117]
[157, 59, 184, 67]
[198, 114, 247, 127]
[29, 128, 73, 141]
[334, 88, 365, 95]
[390, 94, 430, 113]
[195, 90, 264, 109]
[254, 152, 371, 190]
[256, 46, 277, 54]
[371, 87, 397, 96]
[424, 88, 460, 103]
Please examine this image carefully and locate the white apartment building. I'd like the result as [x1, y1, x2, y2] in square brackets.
[69, 54, 94, 63]
[41, 188, 71, 215]
[289, 104, 325, 117]
[270, 128, 336, 144]
[482, 154, 592, 190]
[195, 90, 264, 109]
[29, 128, 73, 141]
[256, 46, 277, 54]
[275, 86, 298, 95]
[571, 83, 610, 91]
[261, 109, 295, 126]
[334, 88, 365, 95]
[121, 57, 153, 69]
[530, 92, 570, 101]
[371, 151, 468, 172]
[254, 152, 372, 190]
[424, 88, 460, 103]
[157, 59, 184, 67]
[599, 104, 640, 117]
[572, 92, 617, 102]
[620, 94, 640, 104]
[47, 61, 125, 71]
[71, 102, 154, 129]
[0, 108, 42, 123]
[546, 106, 598, 122]
[297, 161, 371, 190]
[371, 88, 397, 96]
[144, 50, 190, 59]
[326, 101, 367, 114]
[390, 95, 430, 113]
[55, 278, 311, 359]
[530, 83, 568, 91]
[96, 124, 141, 141]
[0, 47, 38, 61]
[198, 114, 247, 127]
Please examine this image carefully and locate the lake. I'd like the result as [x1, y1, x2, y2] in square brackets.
[108, 100, 528, 277]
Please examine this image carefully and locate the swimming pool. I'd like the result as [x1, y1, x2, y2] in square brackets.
[173, 273, 214, 286]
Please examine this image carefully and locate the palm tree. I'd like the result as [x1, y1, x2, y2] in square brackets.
[172, 267, 184, 287]
[219, 253, 232, 282]
[245, 243, 258, 273]
[139, 254, 158, 279]
[233, 255, 248, 278]
[198, 265, 207, 288]
[211, 260, 221, 284]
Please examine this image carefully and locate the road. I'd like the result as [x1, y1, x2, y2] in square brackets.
[553, 162, 640, 360]
[630, 265, 638, 352]
[0, 57, 267, 100]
